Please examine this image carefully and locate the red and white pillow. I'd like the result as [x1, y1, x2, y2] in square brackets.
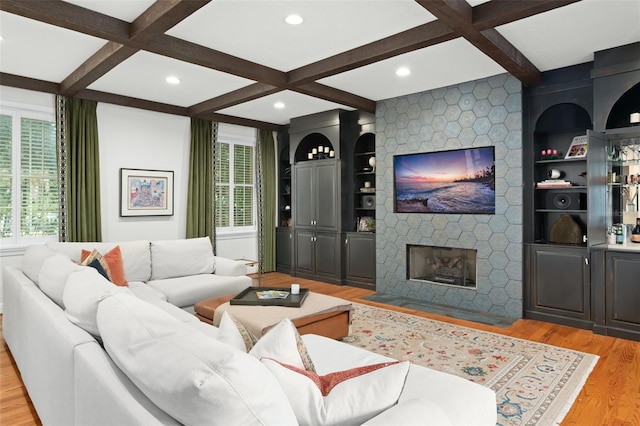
[261, 354, 409, 425]
[220, 313, 410, 425]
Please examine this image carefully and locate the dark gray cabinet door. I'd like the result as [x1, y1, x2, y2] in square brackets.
[315, 232, 339, 278]
[315, 163, 337, 231]
[606, 251, 640, 331]
[294, 230, 315, 275]
[345, 233, 375, 286]
[275, 228, 292, 272]
[293, 230, 339, 279]
[293, 165, 314, 228]
[530, 245, 590, 318]
[293, 161, 337, 231]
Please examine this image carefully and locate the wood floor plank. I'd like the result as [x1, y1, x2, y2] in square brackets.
[2, 271, 639, 425]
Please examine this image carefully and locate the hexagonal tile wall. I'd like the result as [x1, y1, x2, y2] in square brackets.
[375, 74, 523, 319]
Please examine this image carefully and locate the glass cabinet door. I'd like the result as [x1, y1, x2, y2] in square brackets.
[606, 134, 640, 239]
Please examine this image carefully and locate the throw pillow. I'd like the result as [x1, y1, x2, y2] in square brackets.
[38, 254, 84, 308]
[81, 246, 129, 286]
[63, 267, 133, 336]
[81, 249, 113, 282]
[261, 357, 410, 426]
[101, 245, 128, 286]
[85, 258, 111, 280]
[21, 243, 56, 285]
[217, 311, 258, 352]
[249, 317, 315, 372]
[97, 294, 297, 426]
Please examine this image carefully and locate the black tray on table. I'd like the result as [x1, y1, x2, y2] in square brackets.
[230, 286, 309, 307]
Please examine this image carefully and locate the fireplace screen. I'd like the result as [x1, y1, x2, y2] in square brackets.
[407, 245, 477, 288]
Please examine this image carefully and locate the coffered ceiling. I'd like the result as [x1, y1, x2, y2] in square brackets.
[1, 0, 639, 130]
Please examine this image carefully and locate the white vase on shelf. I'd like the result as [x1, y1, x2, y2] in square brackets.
[369, 156, 376, 172]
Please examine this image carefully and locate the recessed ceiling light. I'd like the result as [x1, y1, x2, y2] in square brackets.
[285, 14, 303, 25]
[165, 76, 180, 85]
[396, 67, 411, 77]
[274, 102, 285, 109]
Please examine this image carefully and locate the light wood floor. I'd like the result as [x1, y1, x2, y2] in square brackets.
[1, 272, 639, 425]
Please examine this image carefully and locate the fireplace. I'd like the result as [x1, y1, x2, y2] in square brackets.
[407, 245, 477, 288]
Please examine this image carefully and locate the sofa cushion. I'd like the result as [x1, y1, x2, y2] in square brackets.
[361, 398, 452, 426]
[22, 243, 56, 285]
[47, 240, 152, 282]
[97, 294, 298, 426]
[150, 237, 214, 280]
[38, 254, 84, 308]
[63, 267, 133, 336]
[262, 358, 409, 426]
[81, 246, 128, 286]
[146, 273, 250, 307]
[127, 281, 167, 303]
[249, 317, 316, 372]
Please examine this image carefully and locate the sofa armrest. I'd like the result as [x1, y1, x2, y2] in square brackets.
[214, 256, 248, 276]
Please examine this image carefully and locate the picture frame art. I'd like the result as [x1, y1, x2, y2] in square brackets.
[565, 135, 588, 159]
[120, 168, 174, 217]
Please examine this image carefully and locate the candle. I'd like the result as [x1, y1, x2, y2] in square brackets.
[291, 284, 300, 295]
[329, 150, 335, 158]
[631, 112, 640, 124]
[324, 146, 329, 153]
[317, 146, 323, 153]
[312, 148, 317, 155]
[308, 153, 313, 159]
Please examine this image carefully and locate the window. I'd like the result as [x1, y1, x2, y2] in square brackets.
[215, 133, 256, 234]
[0, 103, 58, 246]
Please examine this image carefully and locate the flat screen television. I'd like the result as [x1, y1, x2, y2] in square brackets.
[393, 146, 495, 214]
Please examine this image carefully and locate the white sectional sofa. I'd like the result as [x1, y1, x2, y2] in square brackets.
[2, 237, 497, 425]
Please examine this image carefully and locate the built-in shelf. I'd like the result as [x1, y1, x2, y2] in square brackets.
[535, 186, 587, 190]
[535, 158, 587, 164]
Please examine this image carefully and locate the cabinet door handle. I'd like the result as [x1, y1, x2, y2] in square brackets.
[585, 257, 589, 265]
[345, 238, 348, 245]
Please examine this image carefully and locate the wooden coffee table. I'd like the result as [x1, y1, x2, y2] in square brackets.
[194, 291, 352, 340]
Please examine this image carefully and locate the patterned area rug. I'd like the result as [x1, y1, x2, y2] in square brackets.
[342, 303, 599, 426]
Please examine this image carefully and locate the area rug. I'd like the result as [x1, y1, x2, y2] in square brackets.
[342, 303, 599, 426]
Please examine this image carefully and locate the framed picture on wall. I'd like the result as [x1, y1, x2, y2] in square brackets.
[120, 168, 174, 217]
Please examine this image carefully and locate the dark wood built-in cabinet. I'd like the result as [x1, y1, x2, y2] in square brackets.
[275, 110, 376, 289]
[344, 232, 376, 285]
[527, 244, 591, 329]
[605, 250, 640, 340]
[293, 161, 338, 232]
[524, 41, 640, 341]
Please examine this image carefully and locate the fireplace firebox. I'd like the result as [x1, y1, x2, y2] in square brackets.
[407, 245, 477, 288]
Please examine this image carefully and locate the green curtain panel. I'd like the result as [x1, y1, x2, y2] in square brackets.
[257, 129, 276, 272]
[65, 97, 102, 242]
[186, 118, 214, 241]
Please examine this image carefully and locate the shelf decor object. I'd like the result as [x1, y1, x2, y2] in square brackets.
[565, 135, 588, 159]
[120, 168, 174, 217]
[549, 214, 583, 244]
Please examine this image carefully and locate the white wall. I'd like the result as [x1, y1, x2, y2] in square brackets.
[0, 87, 258, 312]
[97, 103, 191, 241]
